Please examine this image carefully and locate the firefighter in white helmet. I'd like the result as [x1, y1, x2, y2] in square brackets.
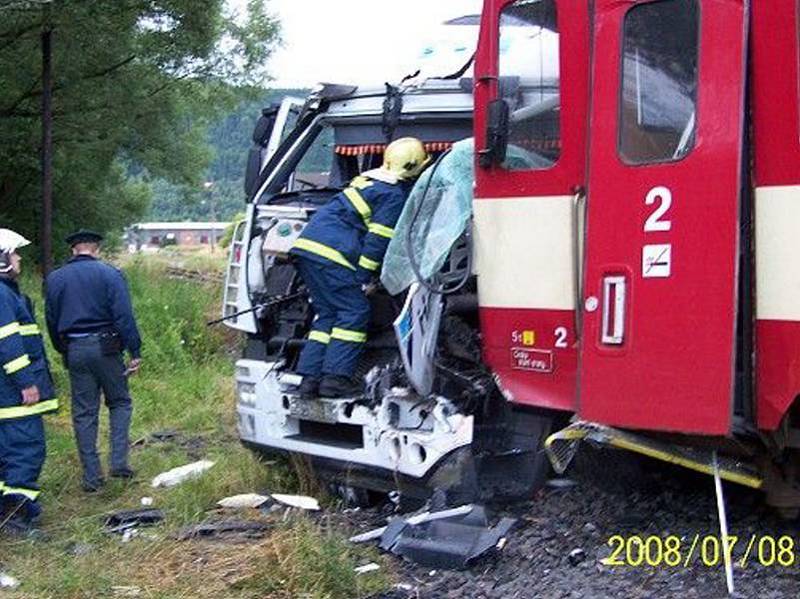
[0, 229, 57, 536]
[289, 137, 431, 398]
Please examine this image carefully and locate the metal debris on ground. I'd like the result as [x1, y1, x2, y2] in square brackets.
[568, 548, 586, 566]
[545, 478, 578, 489]
[105, 508, 165, 533]
[0, 572, 20, 589]
[354, 563, 381, 575]
[363, 504, 516, 570]
[151, 460, 215, 488]
[270, 493, 320, 511]
[175, 519, 271, 540]
[350, 505, 474, 544]
[217, 493, 270, 509]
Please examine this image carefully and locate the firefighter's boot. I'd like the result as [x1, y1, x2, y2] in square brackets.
[298, 376, 320, 399]
[319, 375, 362, 398]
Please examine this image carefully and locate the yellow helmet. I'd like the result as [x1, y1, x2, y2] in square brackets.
[382, 137, 431, 180]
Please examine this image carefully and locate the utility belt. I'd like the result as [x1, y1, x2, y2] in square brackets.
[64, 329, 122, 355]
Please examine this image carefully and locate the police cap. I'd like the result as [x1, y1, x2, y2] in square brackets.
[65, 229, 104, 247]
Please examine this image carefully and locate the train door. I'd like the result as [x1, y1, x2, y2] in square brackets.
[578, 0, 748, 434]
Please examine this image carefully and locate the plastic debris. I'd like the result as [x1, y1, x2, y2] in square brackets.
[176, 519, 271, 540]
[151, 460, 215, 488]
[376, 504, 516, 570]
[105, 508, 165, 532]
[111, 586, 142, 597]
[270, 493, 320, 511]
[217, 493, 270, 509]
[0, 573, 19, 589]
[354, 563, 381, 575]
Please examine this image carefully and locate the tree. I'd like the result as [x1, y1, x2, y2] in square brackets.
[0, 0, 280, 263]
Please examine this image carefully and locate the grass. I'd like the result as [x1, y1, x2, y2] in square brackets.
[2, 252, 390, 598]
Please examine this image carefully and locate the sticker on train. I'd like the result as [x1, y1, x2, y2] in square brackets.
[511, 347, 554, 373]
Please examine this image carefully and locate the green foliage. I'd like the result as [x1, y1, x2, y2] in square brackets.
[0, 0, 281, 262]
[219, 211, 246, 248]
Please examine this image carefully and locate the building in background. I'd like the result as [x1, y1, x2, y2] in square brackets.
[126, 222, 230, 252]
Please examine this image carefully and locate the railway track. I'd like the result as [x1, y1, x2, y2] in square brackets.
[165, 265, 224, 283]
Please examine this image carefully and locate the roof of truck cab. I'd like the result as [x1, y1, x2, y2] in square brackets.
[321, 78, 474, 118]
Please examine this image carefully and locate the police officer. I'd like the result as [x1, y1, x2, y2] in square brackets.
[45, 230, 141, 492]
[289, 137, 430, 398]
[0, 229, 57, 535]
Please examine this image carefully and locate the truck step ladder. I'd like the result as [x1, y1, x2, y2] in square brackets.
[222, 220, 247, 323]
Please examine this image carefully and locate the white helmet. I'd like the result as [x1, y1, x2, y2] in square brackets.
[0, 228, 31, 273]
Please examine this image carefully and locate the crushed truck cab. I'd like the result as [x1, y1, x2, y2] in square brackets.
[222, 80, 553, 500]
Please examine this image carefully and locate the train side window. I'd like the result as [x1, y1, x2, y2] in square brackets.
[618, 0, 699, 165]
[498, 0, 560, 171]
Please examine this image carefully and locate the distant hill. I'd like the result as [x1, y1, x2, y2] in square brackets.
[145, 88, 308, 222]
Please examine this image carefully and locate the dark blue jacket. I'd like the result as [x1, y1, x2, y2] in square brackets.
[0, 277, 56, 414]
[45, 255, 142, 358]
[290, 174, 411, 282]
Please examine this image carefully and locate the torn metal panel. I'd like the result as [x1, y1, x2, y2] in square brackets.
[377, 504, 516, 570]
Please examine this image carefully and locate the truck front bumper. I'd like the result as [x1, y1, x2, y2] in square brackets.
[235, 359, 474, 480]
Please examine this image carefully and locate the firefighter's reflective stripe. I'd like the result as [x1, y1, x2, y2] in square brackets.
[308, 330, 331, 344]
[18, 324, 40, 336]
[358, 256, 380, 271]
[343, 188, 372, 226]
[0, 321, 20, 339]
[3, 354, 31, 375]
[331, 327, 367, 343]
[0, 398, 59, 420]
[2, 485, 40, 500]
[0, 322, 20, 339]
[350, 176, 374, 190]
[292, 239, 356, 271]
[368, 223, 394, 239]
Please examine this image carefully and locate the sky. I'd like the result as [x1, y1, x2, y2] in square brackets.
[230, 0, 484, 88]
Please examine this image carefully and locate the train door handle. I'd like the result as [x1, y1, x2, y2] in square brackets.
[601, 276, 626, 345]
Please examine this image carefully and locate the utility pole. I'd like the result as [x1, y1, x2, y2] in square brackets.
[203, 181, 217, 252]
[41, 25, 54, 275]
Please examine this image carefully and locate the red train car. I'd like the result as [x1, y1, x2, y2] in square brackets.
[474, 0, 800, 512]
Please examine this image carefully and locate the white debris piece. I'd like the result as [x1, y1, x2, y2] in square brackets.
[217, 493, 270, 509]
[270, 493, 320, 511]
[140, 497, 154, 506]
[151, 460, 215, 488]
[354, 563, 381, 575]
[0, 573, 20, 589]
[111, 586, 142, 597]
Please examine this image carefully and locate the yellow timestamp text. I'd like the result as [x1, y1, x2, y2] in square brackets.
[603, 534, 798, 568]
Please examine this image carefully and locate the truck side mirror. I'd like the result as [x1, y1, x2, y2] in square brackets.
[244, 147, 263, 197]
[478, 98, 510, 168]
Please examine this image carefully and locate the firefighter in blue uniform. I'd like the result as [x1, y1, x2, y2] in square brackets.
[45, 230, 141, 492]
[0, 229, 57, 536]
[289, 137, 430, 398]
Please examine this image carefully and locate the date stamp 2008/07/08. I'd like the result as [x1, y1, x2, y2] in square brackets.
[602, 534, 799, 568]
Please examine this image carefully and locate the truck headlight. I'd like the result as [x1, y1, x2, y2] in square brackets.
[237, 382, 257, 407]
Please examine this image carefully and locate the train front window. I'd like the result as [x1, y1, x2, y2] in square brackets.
[497, 0, 561, 170]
